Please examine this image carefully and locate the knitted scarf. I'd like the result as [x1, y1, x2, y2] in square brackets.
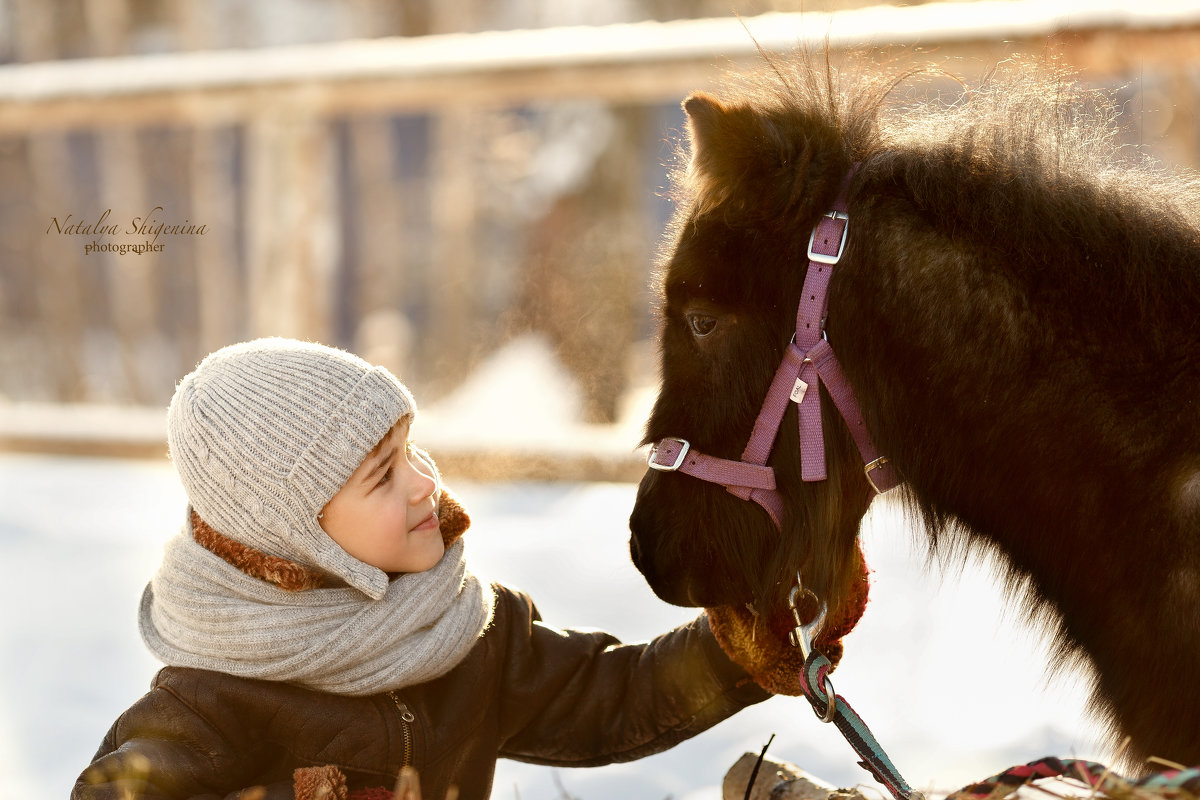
[139, 512, 494, 696]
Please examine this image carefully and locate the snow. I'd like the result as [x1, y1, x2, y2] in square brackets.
[417, 335, 652, 459]
[424, 335, 589, 445]
[0, 450, 1108, 800]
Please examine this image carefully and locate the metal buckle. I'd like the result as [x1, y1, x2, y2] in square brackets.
[648, 437, 690, 471]
[806, 211, 849, 265]
[863, 455, 890, 494]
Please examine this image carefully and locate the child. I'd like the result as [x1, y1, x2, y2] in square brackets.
[72, 337, 774, 800]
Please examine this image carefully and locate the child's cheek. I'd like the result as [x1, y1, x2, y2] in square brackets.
[384, 502, 409, 537]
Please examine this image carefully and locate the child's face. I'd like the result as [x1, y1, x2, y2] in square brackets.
[318, 417, 445, 575]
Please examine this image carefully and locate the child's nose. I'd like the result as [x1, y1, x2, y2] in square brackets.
[408, 459, 437, 502]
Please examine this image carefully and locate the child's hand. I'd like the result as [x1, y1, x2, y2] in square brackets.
[706, 542, 870, 695]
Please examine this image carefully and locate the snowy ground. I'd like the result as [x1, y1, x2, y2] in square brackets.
[0, 449, 1108, 800]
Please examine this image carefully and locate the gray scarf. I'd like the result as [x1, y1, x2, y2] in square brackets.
[139, 516, 493, 696]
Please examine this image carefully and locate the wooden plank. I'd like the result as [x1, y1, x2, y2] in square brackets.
[426, 107, 479, 395]
[13, 0, 88, 401]
[177, 0, 241, 360]
[244, 104, 338, 342]
[87, 0, 169, 403]
[347, 114, 405, 323]
[0, 3, 1197, 133]
[189, 127, 240, 356]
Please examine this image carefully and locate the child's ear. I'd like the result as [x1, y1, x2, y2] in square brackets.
[438, 487, 471, 547]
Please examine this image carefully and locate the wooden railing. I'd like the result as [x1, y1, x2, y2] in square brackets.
[1, 1, 1198, 470]
[5, 2, 1200, 125]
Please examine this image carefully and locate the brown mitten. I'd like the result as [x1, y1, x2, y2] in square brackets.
[437, 486, 471, 548]
[707, 544, 870, 695]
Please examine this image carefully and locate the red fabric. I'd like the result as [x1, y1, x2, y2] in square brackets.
[348, 788, 395, 800]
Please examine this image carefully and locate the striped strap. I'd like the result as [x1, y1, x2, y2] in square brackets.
[799, 651, 920, 800]
[951, 756, 1200, 799]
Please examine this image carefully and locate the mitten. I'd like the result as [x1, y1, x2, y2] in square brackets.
[707, 542, 870, 695]
[293, 765, 348, 800]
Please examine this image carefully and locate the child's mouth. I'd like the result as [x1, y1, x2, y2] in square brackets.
[412, 512, 439, 533]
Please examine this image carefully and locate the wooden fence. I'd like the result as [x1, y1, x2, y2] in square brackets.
[1, 1, 1198, 469]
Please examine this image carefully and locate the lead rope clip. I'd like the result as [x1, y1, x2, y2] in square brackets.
[786, 574, 920, 800]
[787, 581, 837, 723]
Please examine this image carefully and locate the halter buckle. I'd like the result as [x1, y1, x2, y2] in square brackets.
[648, 438, 690, 471]
[864, 455, 891, 494]
[807, 211, 850, 265]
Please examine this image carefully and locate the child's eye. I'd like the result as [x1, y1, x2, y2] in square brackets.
[378, 467, 393, 486]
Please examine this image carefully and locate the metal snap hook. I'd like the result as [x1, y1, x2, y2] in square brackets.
[786, 576, 826, 661]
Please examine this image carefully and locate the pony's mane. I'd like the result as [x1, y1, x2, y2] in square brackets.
[662, 52, 1200, 266]
[873, 60, 1200, 564]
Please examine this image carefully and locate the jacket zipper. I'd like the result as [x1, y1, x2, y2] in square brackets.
[387, 690, 415, 768]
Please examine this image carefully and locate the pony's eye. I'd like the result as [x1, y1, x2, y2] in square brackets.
[687, 313, 717, 338]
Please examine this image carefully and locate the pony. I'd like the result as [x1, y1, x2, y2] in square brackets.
[627, 53, 1200, 769]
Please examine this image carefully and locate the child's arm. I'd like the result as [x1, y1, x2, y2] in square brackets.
[492, 585, 770, 766]
[71, 675, 274, 800]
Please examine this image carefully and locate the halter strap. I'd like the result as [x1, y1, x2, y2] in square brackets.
[648, 166, 900, 529]
[647, 437, 785, 529]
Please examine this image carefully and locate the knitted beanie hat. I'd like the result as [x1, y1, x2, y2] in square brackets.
[167, 337, 416, 600]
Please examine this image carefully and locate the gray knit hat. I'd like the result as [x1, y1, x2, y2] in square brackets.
[167, 337, 416, 599]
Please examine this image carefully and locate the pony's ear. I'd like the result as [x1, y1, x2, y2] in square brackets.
[683, 92, 742, 212]
[683, 91, 811, 221]
[683, 92, 728, 158]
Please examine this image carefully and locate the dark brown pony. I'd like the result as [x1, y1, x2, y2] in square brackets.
[628, 55, 1200, 768]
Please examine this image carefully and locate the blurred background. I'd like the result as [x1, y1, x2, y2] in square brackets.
[0, 0, 1197, 461]
[1, 1, 1199, 798]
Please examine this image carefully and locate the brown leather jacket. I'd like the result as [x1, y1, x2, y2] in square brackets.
[73, 584, 769, 800]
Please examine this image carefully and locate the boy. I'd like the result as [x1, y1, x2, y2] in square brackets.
[73, 337, 772, 800]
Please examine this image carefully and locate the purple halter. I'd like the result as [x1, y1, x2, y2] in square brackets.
[648, 168, 901, 529]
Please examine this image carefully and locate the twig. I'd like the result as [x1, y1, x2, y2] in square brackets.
[744, 733, 777, 800]
[552, 772, 582, 800]
[1086, 738, 1131, 800]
